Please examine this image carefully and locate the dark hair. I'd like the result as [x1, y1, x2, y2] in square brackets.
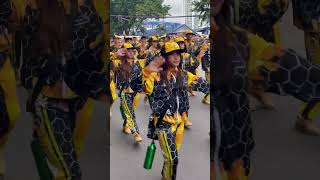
[177, 41, 187, 52]
[119, 56, 132, 82]
[160, 51, 186, 93]
[213, 0, 237, 90]
[147, 39, 161, 50]
[31, 0, 68, 58]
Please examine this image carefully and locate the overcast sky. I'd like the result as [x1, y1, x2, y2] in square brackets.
[163, 0, 185, 23]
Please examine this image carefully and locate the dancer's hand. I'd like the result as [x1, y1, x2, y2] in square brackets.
[116, 48, 127, 57]
[145, 56, 165, 73]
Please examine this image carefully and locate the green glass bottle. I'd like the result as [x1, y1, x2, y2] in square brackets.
[143, 140, 156, 169]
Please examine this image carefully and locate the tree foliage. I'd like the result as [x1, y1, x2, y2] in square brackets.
[192, 0, 210, 25]
[110, 0, 170, 35]
[155, 24, 167, 35]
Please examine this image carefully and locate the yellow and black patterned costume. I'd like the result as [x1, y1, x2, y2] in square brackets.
[234, 0, 289, 44]
[20, 0, 108, 179]
[136, 40, 148, 60]
[181, 51, 199, 75]
[232, 0, 289, 110]
[212, 23, 320, 179]
[116, 58, 143, 136]
[292, 0, 320, 135]
[144, 69, 209, 180]
[144, 42, 209, 180]
[199, 44, 210, 104]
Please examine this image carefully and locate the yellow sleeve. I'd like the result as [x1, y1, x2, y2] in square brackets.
[186, 72, 198, 88]
[92, 0, 107, 23]
[110, 79, 117, 102]
[137, 59, 146, 68]
[143, 69, 159, 95]
[247, 33, 281, 80]
[189, 54, 195, 64]
[12, 0, 26, 18]
[0, 58, 20, 123]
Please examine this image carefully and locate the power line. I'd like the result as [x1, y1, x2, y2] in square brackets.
[110, 15, 202, 19]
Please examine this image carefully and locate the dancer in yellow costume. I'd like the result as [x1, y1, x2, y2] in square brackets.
[144, 42, 209, 180]
[114, 43, 143, 143]
[292, 0, 320, 136]
[234, 0, 289, 110]
[198, 42, 210, 105]
[174, 36, 201, 127]
[212, 0, 320, 179]
[20, 0, 109, 179]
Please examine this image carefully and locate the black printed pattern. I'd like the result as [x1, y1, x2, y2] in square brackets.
[34, 96, 86, 179]
[116, 61, 143, 93]
[120, 93, 140, 134]
[237, 0, 288, 42]
[260, 49, 320, 102]
[148, 72, 209, 116]
[64, 0, 108, 99]
[20, 6, 40, 90]
[158, 122, 180, 180]
[201, 49, 210, 72]
[212, 39, 254, 175]
[181, 53, 199, 75]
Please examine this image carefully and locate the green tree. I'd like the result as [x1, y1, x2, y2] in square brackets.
[192, 0, 210, 25]
[110, 0, 170, 35]
[155, 24, 167, 35]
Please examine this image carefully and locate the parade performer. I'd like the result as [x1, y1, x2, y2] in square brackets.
[137, 36, 148, 59]
[159, 35, 166, 48]
[174, 36, 200, 127]
[132, 36, 140, 49]
[111, 35, 122, 53]
[234, 0, 289, 45]
[145, 36, 161, 66]
[0, 0, 21, 177]
[115, 43, 143, 143]
[198, 42, 210, 105]
[144, 42, 209, 180]
[292, 0, 320, 135]
[175, 37, 199, 76]
[184, 31, 200, 96]
[184, 30, 197, 58]
[142, 36, 161, 104]
[20, 0, 109, 179]
[234, 0, 289, 110]
[124, 36, 133, 45]
[212, 0, 320, 179]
